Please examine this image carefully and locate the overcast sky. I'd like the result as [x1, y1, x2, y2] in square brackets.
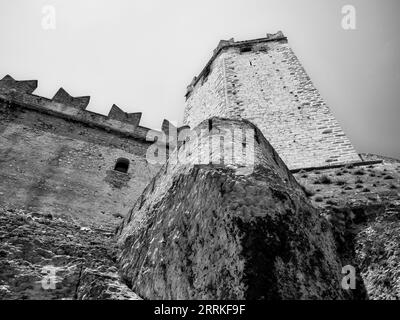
[0, 0, 399, 158]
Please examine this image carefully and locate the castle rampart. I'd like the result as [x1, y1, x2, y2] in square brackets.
[0, 75, 166, 228]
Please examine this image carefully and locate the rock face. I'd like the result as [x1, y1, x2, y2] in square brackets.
[355, 198, 400, 299]
[0, 207, 140, 300]
[294, 157, 400, 299]
[117, 118, 350, 299]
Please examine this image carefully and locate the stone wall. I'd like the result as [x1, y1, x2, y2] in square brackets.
[184, 33, 361, 170]
[184, 55, 227, 125]
[0, 76, 161, 229]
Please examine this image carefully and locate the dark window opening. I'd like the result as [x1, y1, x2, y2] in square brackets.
[114, 158, 130, 173]
[240, 46, 252, 53]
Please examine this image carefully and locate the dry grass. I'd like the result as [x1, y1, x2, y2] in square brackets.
[335, 179, 347, 186]
[294, 161, 400, 209]
[354, 168, 365, 175]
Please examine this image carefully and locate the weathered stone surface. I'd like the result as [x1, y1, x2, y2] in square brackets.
[76, 268, 142, 300]
[0, 207, 139, 300]
[52, 88, 90, 110]
[108, 104, 142, 127]
[117, 118, 350, 300]
[355, 199, 400, 299]
[184, 33, 361, 169]
[0, 75, 37, 94]
[0, 76, 162, 143]
[0, 98, 160, 228]
[294, 156, 400, 299]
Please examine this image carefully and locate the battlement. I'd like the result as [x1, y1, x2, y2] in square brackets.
[0, 75, 179, 143]
[186, 31, 286, 98]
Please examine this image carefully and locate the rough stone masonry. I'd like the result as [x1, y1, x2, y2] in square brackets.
[184, 31, 361, 170]
[0, 75, 162, 230]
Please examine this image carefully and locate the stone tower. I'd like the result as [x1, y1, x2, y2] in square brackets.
[183, 31, 361, 170]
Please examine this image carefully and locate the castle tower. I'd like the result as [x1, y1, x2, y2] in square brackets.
[183, 32, 361, 170]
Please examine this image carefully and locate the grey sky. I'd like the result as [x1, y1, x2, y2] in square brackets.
[0, 0, 399, 158]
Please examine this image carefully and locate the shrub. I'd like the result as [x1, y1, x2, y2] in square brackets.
[389, 184, 398, 189]
[298, 169, 308, 178]
[355, 177, 363, 184]
[384, 175, 394, 180]
[326, 199, 338, 205]
[314, 196, 324, 202]
[314, 174, 332, 185]
[335, 179, 347, 186]
[354, 169, 365, 175]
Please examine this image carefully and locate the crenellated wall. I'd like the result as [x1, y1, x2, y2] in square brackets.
[0, 75, 169, 229]
[184, 32, 362, 170]
[0, 76, 161, 143]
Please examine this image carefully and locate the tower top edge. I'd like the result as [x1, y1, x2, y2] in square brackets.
[185, 31, 287, 96]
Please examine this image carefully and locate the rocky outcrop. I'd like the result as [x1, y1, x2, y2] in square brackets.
[0, 207, 140, 300]
[116, 118, 355, 299]
[294, 157, 400, 299]
[355, 198, 400, 299]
